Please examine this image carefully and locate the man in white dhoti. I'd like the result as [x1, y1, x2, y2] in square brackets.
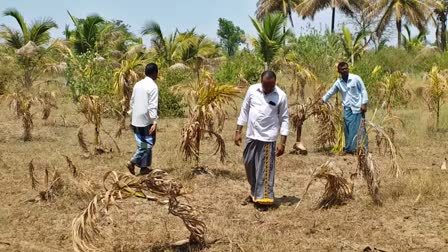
[235, 70, 289, 209]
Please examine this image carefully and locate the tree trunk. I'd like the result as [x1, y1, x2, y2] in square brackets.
[436, 23, 441, 50]
[436, 98, 440, 129]
[441, 14, 447, 52]
[397, 19, 402, 48]
[24, 63, 33, 88]
[195, 125, 201, 167]
[331, 8, 336, 33]
[300, 80, 305, 101]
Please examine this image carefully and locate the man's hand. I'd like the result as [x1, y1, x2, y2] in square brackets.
[234, 131, 242, 146]
[276, 144, 285, 157]
[149, 124, 157, 135]
[361, 104, 368, 113]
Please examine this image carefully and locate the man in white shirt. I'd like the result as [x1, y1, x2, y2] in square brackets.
[235, 70, 289, 209]
[127, 63, 159, 176]
[321, 62, 368, 155]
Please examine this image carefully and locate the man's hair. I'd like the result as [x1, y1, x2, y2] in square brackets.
[338, 62, 349, 69]
[261, 70, 276, 80]
[145, 63, 158, 77]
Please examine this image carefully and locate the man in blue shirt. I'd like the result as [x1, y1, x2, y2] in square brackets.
[322, 62, 368, 155]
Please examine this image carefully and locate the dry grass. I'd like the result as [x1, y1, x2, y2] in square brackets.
[1, 88, 448, 251]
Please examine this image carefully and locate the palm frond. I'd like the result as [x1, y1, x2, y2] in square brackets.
[28, 18, 58, 46]
[366, 120, 402, 177]
[73, 170, 207, 251]
[0, 25, 25, 49]
[357, 119, 382, 206]
[3, 8, 28, 40]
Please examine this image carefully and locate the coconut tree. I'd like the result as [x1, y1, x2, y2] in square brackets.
[340, 25, 369, 65]
[66, 11, 106, 54]
[256, 0, 300, 26]
[423, 66, 447, 129]
[142, 21, 184, 67]
[401, 24, 426, 51]
[250, 12, 292, 69]
[177, 30, 219, 79]
[1, 9, 58, 88]
[296, 0, 363, 33]
[0, 8, 58, 49]
[367, 0, 438, 48]
[173, 70, 240, 167]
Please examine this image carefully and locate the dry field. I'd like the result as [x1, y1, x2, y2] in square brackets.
[1, 86, 448, 252]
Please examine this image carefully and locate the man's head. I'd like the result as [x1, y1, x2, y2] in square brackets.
[145, 63, 158, 80]
[261, 70, 276, 94]
[338, 62, 349, 79]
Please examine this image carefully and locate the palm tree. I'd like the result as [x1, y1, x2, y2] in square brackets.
[173, 70, 240, 167]
[66, 11, 106, 54]
[340, 25, 368, 65]
[177, 30, 218, 78]
[250, 12, 292, 69]
[0, 8, 58, 49]
[401, 24, 426, 51]
[1, 9, 58, 88]
[367, 0, 438, 48]
[142, 21, 184, 67]
[296, 0, 363, 33]
[256, 0, 299, 26]
[423, 66, 447, 129]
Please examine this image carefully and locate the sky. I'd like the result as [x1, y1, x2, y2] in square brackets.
[0, 0, 344, 41]
[0, 0, 434, 45]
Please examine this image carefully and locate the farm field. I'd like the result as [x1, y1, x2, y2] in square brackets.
[1, 92, 448, 252]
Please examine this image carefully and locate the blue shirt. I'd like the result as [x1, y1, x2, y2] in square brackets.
[322, 73, 368, 114]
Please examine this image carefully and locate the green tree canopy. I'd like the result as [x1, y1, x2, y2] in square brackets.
[217, 18, 245, 56]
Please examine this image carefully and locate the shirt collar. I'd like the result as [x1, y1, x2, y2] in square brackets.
[256, 84, 278, 94]
[339, 74, 353, 83]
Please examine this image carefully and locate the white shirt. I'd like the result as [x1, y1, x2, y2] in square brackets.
[322, 73, 368, 114]
[129, 77, 158, 127]
[237, 83, 289, 142]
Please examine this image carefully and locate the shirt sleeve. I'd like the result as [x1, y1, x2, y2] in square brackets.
[128, 89, 135, 115]
[357, 77, 369, 104]
[237, 88, 251, 126]
[279, 94, 289, 136]
[322, 81, 339, 103]
[148, 86, 159, 124]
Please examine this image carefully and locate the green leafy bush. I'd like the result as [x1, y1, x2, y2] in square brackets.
[215, 51, 263, 85]
[65, 51, 114, 101]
